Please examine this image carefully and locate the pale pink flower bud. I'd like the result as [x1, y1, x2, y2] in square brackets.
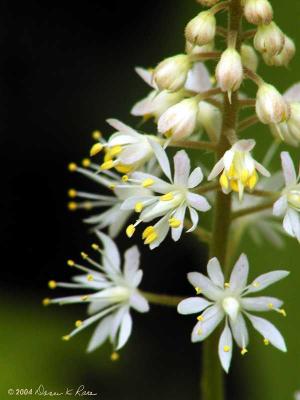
[263, 36, 296, 67]
[256, 83, 291, 124]
[241, 44, 259, 72]
[153, 55, 191, 92]
[215, 48, 244, 95]
[185, 11, 216, 47]
[197, 0, 220, 6]
[243, 0, 273, 25]
[254, 22, 285, 56]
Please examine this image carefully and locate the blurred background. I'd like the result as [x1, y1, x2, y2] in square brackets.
[2, 0, 300, 399]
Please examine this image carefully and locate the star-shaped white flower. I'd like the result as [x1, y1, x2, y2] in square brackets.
[68, 160, 153, 238]
[121, 141, 211, 249]
[47, 232, 149, 355]
[273, 151, 300, 242]
[178, 254, 288, 372]
[208, 139, 270, 200]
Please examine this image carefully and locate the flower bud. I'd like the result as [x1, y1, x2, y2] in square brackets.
[185, 41, 214, 57]
[198, 101, 221, 141]
[158, 97, 199, 140]
[215, 48, 244, 95]
[254, 22, 285, 56]
[197, 0, 220, 6]
[256, 83, 290, 124]
[241, 44, 259, 72]
[263, 36, 296, 67]
[185, 11, 216, 47]
[271, 103, 300, 146]
[153, 54, 191, 92]
[243, 0, 273, 25]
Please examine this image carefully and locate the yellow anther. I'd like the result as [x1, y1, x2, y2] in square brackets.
[87, 274, 94, 281]
[111, 352, 120, 361]
[115, 163, 132, 174]
[195, 287, 202, 295]
[82, 158, 91, 168]
[81, 252, 88, 260]
[142, 226, 155, 239]
[241, 348, 248, 356]
[81, 295, 89, 301]
[241, 169, 249, 184]
[90, 143, 103, 157]
[68, 202, 77, 211]
[142, 178, 154, 188]
[247, 171, 258, 190]
[126, 224, 136, 238]
[135, 202, 144, 213]
[219, 173, 229, 190]
[268, 303, 274, 309]
[197, 328, 203, 335]
[109, 145, 122, 157]
[230, 179, 239, 192]
[48, 280, 57, 289]
[223, 345, 231, 352]
[62, 335, 70, 341]
[224, 282, 230, 288]
[197, 315, 204, 321]
[122, 175, 129, 182]
[168, 217, 181, 228]
[68, 162, 77, 172]
[67, 259, 75, 267]
[109, 184, 116, 190]
[228, 165, 236, 178]
[160, 192, 174, 201]
[144, 231, 158, 245]
[210, 76, 216, 85]
[68, 189, 77, 198]
[42, 298, 50, 306]
[92, 130, 102, 140]
[91, 243, 99, 250]
[75, 320, 83, 328]
[264, 338, 269, 346]
[278, 308, 287, 317]
[164, 129, 173, 138]
[100, 160, 115, 170]
[252, 281, 260, 288]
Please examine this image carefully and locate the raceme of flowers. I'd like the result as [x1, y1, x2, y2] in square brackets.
[47, 0, 300, 377]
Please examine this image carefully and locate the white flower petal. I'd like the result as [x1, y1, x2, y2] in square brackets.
[283, 82, 300, 102]
[96, 231, 121, 272]
[283, 208, 300, 241]
[171, 204, 187, 241]
[129, 291, 150, 313]
[148, 139, 172, 181]
[106, 118, 139, 136]
[186, 207, 199, 233]
[187, 192, 211, 212]
[173, 150, 191, 186]
[223, 149, 235, 170]
[131, 96, 153, 117]
[110, 307, 127, 343]
[218, 323, 233, 373]
[131, 270, 143, 287]
[131, 171, 173, 194]
[273, 195, 288, 216]
[229, 313, 249, 349]
[245, 270, 290, 294]
[246, 313, 287, 352]
[241, 296, 283, 312]
[208, 158, 224, 180]
[191, 305, 224, 342]
[187, 272, 223, 301]
[177, 297, 211, 314]
[207, 257, 225, 288]
[124, 246, 140, 283]
[254, 161, 271, 177]
[87, 315, 113, 353]
[116, 312, 133, 350]
[281, 151, 297, 186]
[232, 139, 256, 152]
[229, 253, 249, 293]
[185, 62, 211, 93]
[134, 66, 154, 88]
[149, 213, 171, 250]
[188, 167, 203, 188]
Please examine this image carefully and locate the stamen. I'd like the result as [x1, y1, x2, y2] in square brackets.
[91, 243, 100, 251]
[92, 130, 102, 140]
[223, 345, 231, 352]
[135, 202, 144, 213]
[109, 184, 116, 190]
[142, 178, 154, 188]
[90, 143, 103, 156]
[68, 162, 77, 172]
[100, 160, 116, 170]
[68, 189, 77, 198]
[142, 226, 155, 239]
[81, 295, 89, 301]
[224, 282, 230, 288]
[122, 175, 129, 182]
[264, 338, 269, 346]
[42, 298, 50, 306]
[241, 348, 248, 356]
[195, 287, 202, 294]
[48, 280, 57, 289]
[62, 335, 70, 341]
[75, 320, 83, 328]
[68, 202, 77, 211]
[252, 281, 260, 288]
[197, 328, 203, 335]
[126, 224, 136, 238]
[67, 259, 75, 267]
[81, 252, 88, 260]
[168, 217, 181, 228]
[111, 352, 120, 361]
[160, 192, 174, 201]
[109, 145, 122, 156]
[144, 231, 158, 245]
[219, 173, 229, 190]
[82, 158, 91, 168]
[197, 315, 204, 321]
[87, 274, 94, 282]
[277, 308, 287, 317]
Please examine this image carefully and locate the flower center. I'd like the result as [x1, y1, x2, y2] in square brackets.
[222, 296, 240, 321]
[287, 189, 300, 211]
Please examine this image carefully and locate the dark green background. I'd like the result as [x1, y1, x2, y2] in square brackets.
[2, 0, 300, 399]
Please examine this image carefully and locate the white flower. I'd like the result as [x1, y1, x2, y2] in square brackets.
[67, 160, 153, 237]
[256, 83, 290, 125]
[273, 152, 300, 242]
[208, 139, 270, 200]
[241, 44, 259, 72]
[243, 0, 273, 25]
[270, 83, 300, 146]
[254, 22, 285, 57]
[178, 254, 288, 372]
[185, 10, 216, 47]
[121, 142, 211, 249]
[46, 232, 149, 355]
[96, 119, 161, 173]
[215, 48, 244, 97]
[263, 35, 295, 67]
[153, 54, 191, 92]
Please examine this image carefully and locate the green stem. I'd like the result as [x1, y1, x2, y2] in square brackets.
[231, 199, 276, 220]
[201, 1, 243, 400]
[140, 291, 184, 307]
[168, 140, 217, 151]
